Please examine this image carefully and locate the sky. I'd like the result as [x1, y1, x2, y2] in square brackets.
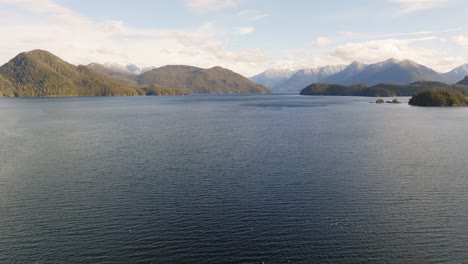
[1, 0, 468, 76]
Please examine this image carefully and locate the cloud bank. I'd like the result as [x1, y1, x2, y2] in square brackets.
[0, 0, 465, 76]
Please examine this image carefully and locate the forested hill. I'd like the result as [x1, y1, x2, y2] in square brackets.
[0, 50, 138, 97]
[0, 74, 14, 97]
[0, 50, 271, 97]
[136, 65, 270, 94]
[90, 64, 271, 94]
[300, 81, 468, 97]
[408, 89, 468, 106]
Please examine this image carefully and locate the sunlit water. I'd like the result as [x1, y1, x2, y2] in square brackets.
[1, 95, 467, 263]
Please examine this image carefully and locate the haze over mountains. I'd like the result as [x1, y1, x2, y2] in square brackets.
[0, 50, 270, 97]
[249, 68, 298, 90]
[252, 59, 468, 93]
[251, 65, 346, 93]
[443, 64, 468, 84]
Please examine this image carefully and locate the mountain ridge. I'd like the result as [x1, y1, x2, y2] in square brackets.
[0, 50, 271, 97]
[251, 65, 346, 93]
[251, 59, 468, 92]
[337, 58, 441, 86]
[442, 64, 468, 84]
[250, 68, 298, 90]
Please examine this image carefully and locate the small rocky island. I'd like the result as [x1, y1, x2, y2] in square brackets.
[408, 89, 468, 106]
[375, 98, 401, 104]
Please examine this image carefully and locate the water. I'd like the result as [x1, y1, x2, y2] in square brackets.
[0, 95, 467, 263]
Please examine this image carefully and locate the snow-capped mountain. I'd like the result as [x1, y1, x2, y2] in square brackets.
[321, 61, 367, 84]
[251, 65, 346, 93]
[88, 62, 155, 75]
[275, 65, 346, 92]
[250, 68, 299, 90]
[441, 64, 468, 84]
[103, 62, 143, 74]
[323, 59, 441, 86]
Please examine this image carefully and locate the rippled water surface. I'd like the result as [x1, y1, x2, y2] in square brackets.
[1, 95, 467, 263]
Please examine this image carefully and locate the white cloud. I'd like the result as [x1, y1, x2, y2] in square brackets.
[452, 35, 468, 46]
[313, 37, 332, 47]
[0, 0, 274, 76]
[0, 0, 465, 76]
[274, 35, 466, 73]
[184, 0, 237, 13]
[331, 38, 428, 62]
[326, 37, 464, 72]
[236, 26, 255, 35]
[388, 0, 450, 14]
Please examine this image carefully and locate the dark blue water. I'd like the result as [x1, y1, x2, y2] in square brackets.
[1, 95, 467, 263]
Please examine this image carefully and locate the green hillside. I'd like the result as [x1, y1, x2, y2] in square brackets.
[141, 85, 192, 96]
[137, 65, 270, 94]
[300, 81, 468, 97]
[0, 74, 15, 97]
[0, 50, 138, 97]
[409, 89, 468, 106]
[0, 50, 269, 97]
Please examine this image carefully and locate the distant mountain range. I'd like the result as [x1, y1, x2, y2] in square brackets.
[87, 63, 140, 86]
[251, 65, 346, 93]
[250, 68, 298, 90]
[0, 50, 270, 97]
[443, 64, 468, 84]
[88, 62, 157, 75]
[321, 61, 367, 85]
[2, 49, 467, 97]
[277, 65, 346, 93]
[251, 59, 468, 93]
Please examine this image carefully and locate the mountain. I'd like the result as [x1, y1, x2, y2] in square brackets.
[91, 62, 157, 75]
[0, 74, 15, 97]
[321, 61, 367, 84]
[251, 60, 468, 90]
[141, 85, 191, 96]
[101, 62, 141, 74]
[138, 65, 270, 94]
[123, 64, 142, 74]
[251, 65, 346, 93]
[0, 50, 269, 97]
[0, 50, 139, 97]
[324, 59, 441, 86]
[275, 65, 346, 92]
[456, 76, 468, 86]
[250, 68, 298, 90]
[442, 64, 468, 84]
[409, 89, 468, 107]
[88, 63, 139, 86]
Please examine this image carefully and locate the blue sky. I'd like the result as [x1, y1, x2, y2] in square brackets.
[0, 0, 467, 75]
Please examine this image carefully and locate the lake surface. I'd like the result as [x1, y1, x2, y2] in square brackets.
[1, 95, 467, 263]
